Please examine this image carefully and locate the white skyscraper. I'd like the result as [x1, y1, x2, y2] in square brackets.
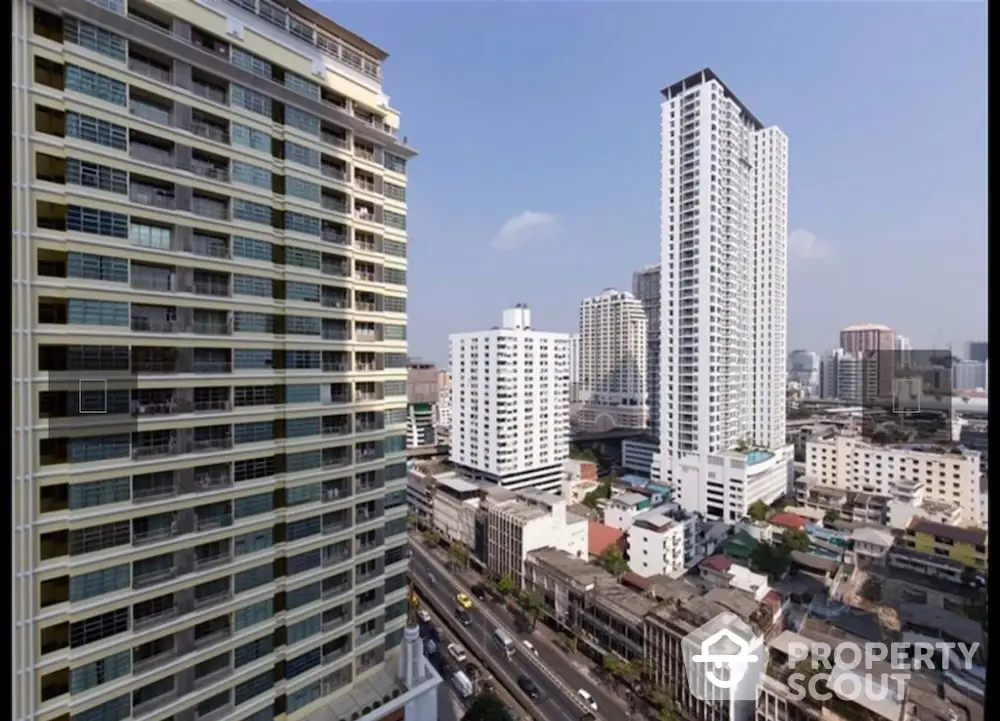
[449, 305, 571, 492]
[577, 289, 649, 433]
[659, 69, 792, 521]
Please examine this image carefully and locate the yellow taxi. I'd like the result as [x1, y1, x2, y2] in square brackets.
[456, 592, 474, 609]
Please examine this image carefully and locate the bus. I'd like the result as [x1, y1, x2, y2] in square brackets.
[493, 629, 515, 658]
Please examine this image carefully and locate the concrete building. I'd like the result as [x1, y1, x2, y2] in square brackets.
[659, 69, 791, 515]
[674, 447, 794, 522]
[804, 434, 983, 525]
[966, 340, 988, 363]
[577, 288, 648, 432]
[839, 323, 896, 398]
[406, 360, 439, 450]
[603, 492, 655, 530]
[13, 1, 419, 719]
[621, 438, 659, 476]
[405, 464, 479, 547]
[895, 334, 913, 366]
[626, 508, 687, 578]
[818, 348, 879, 404]
[568, 332, 580, 409]
[632, 263, 662, 434]
[953, 359, 988, 391]
[481, 486, 588, 585]
[787, 349, 819, 395]
[449, 305, 571, 492]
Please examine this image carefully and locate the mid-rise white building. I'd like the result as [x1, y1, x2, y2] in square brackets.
[569, 333, 581, 404]
[659, 69, 791, 519]
[449, 305, 571, 492]
[628, 509, 687, 578]
[483, 486, 589, 585]
[577, 289, 648, 432]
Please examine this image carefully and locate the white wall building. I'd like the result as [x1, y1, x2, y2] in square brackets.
[577, 289, 648, 433]
[788, 350, 820, 396]
[633, 264, 663, 434]
[484, 487, 589, 585]
[659, 69, 791, 520]
[627, 509, 687, 578]
[675, 447, 793, 522]
[622, 438, 659, 476]
[603, 492, 655, 531]
[449, 305, 571, 492]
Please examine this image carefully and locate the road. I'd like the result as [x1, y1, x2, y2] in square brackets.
[411, 551, 593, 721]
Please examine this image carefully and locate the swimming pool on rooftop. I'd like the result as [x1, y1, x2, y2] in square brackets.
[746, 450, 774, 465]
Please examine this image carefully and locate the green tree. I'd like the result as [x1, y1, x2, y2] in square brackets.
[598, 545, 630, 578]
[602, 654, 624, 679]
[461, 693, 513, 721]
[752, 543, 791, 581]
[558, 632, 577, 653]
[747, 500, 770, 522]
[422, 528, 441, 547]
[823, 509, 840, 525]
[782, 528, 811, 552]
[516, 589, 545, 630]
[496, 574, 516, 597]
[449, 541, 470, 570]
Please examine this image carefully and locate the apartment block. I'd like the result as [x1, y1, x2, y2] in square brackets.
[902, 518, 987, 572]
[449, 305, 571, 492]
[632, 264, 661, 434]
[659, 69, 791, 509]
[804, 434, 982, 525]
[13, 0, 427, 719]
[626, 509, 686, 579]
[576, 289, 648, 433]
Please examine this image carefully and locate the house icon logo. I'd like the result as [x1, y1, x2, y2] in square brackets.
[681, 612, 767, 702]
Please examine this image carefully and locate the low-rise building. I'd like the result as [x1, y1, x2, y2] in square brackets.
[627, 509, 686, 578]
[805, 434, 982, 525]
[603, 492, 654, 530]
[849, 526, 895, 562]
[674, 446, 794, 522]
[902, 519, 988, 572]
[621, 438, 658, 475]
[587, 521, 626, 559]
[482, 487, 588, 585]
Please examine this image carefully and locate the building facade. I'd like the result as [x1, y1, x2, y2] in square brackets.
[632, 264, 662, 434]
[13, 1, 418, 719]
[406, 360, 439, 450]
[658, 69, 790, 515]
[787, 349, 819, 395]
[576, 289, 648, 433]
[953, 359, 987, 391]
[449, 305, 571, 492]
[965, 340, 988, 363]
[839, 323, 895, 398]
[818, 348, 879, 403]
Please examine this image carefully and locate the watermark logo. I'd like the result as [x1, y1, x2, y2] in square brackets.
[681, 612, 768, 702]
[681, 612, 982, 705]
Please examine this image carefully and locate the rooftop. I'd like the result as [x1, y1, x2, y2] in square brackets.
[907, 518, 987, 546]
[770, 512, 809, 530]
[433, 473, 481, 495]
[650, 585, 767, 633]
[610, 492, 650, 508]
[632, 509, 681, 532]
[587, 521, 625, 556]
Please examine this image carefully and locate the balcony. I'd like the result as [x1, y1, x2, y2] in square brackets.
[190, 119, 229, 144]
[130, 142, 174, 165]
[133, 564, 177, 589]
[130, 184, 177, 210]
[129, 56, 172, 83]
[195, 514, 232, 531]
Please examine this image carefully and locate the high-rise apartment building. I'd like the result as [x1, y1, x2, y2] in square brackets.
[567, 332, 580, 420]
[12, 1, 433, 720]
[819, 348, 879, 403]
[406, 360, 439, 450]
[449, 306, 571, 492]
[839, 323, 896, 398]
[632, 264, 662, 434]
[659, 69, 792, 520]
[576, 289, 648, 433]
[787, 349, 819, 395]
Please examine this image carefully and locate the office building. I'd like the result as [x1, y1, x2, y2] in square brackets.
[576, 289, 648, 433]
[787, 349, 819, 395]
[953, 359, 988, 391]
[966, 340, 989, 363]
[818, 348, 878, 403]
[449, 305, 571, 492]
[658, 69, 791, 519]
[839, 323, 895, 398]
[13, 1, 429, 719]
[406, 359, 439, 450]
[632, 263, 662, 434]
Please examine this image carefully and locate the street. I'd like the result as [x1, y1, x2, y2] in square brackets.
[411, 544, 609, 721]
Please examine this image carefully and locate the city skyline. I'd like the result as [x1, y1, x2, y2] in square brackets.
[324, 1, 986, 363]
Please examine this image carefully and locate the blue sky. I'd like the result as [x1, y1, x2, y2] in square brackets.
[318, 1, 987, 364]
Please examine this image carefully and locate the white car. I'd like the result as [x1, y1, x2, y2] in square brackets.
[446, 643, 467, 663]
[417, 609, 432, 623]
[578, 689, 598, 711]
[522, 640, 539, 656]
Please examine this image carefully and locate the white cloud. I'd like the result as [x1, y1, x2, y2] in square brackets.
[489, 211, 560, 252]
[788, 228, 830, 260]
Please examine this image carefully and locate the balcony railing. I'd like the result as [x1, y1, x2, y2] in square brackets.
[190, 120, 229, 144]
[129, 57, 172, 83]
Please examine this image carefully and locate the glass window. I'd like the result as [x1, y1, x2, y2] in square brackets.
[284, 212, 320, 236]
[233, 274, 274, 298]
[69, 651, 131, 694]
[383, 210, 407, 230]
[234, 421, 274, 445]
[230, 84, 272, 118]
[67, 252, 128, 283]
[65, 112, 127, 149]
[383, 268, 406, 286]
[231, 48, 272, 79]
[68, 477, 130, 509]
[232, 123, 271, 152]
[284, 246, 320, 270]
[286, 281, 319, 302]
[284, 141, 319, 168]
[285, 417, 320, 438]
[285, 315, 321, 335]
[129, 223, 172, 250]
[67, 299, 129, 327]
[234, 529, 273, 556]
[233, 599, 273, 631]
[67, 434, 130, 463]
[285, 107, 320, 135]
[383, 380, 407, 396]
[285, 384, 320, 403]
[233, 349, 273, 369]
[383, 153, 407, 174]
[66, 159, 128, 194]
[232, 161, 272, 190]
[67, 206, 128, 238]
[285, 176, 320, 203]
[233, 236, 273, 262]
[286, 450, 321, 473]
[234, 312, 272, 333]
[69, 564, 130, 601]
[234, 565, 274, 594]
[64, 17, 126, 61]
[234, 492, 274, 519]
[383, 239, 407, 258]
[73, 694, 130, 721]
[383, 295, 406, 313]
[383, 183, 406, 202]
[65, 65, 126, 105]
[284, 73, 319, 99]
[383, 407, 407, 425]
[233, 199, 272, 225]
[234, 670, 274, 706]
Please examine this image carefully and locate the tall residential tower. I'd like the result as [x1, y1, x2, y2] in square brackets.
[659, 69, 791, 521]
[632, 264, 662, 435]
[576, 289, 648, 433]
[12, 1, 434, 720]
[449, 306, 571, 492]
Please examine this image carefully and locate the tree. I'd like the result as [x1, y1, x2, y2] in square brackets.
[558, 632, 577, 653]
[602, 654, 624, 679]
[449, 542, 470, 570]
[747, 500, 770, 522]
[496, 574, 516, 597]
[422, 528, 441, 547]
[751, 543, 791, 581]
[598, 546, 630, 578]
[461, 693, 513, 721]
[782, 529, 811, 553]
[517, 589, 545, 630]
[823, 509, 840, 525]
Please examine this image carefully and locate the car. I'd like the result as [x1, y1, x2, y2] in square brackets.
[522, 640, 539, 656]
[456, 592, 473, 609]
[517, 675, 542, 699]
[577, 689, 598, 711]
[446, 643, 467, 663]
[454, 607, 472, 626]
[471, 583, 488, 599]
[416, 609, 432, 624]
